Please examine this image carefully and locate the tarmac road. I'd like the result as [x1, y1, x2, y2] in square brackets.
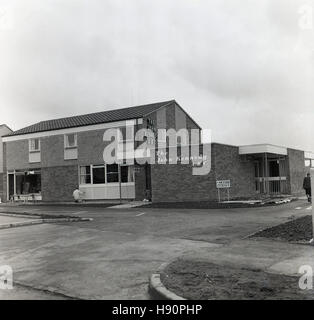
[0, 200, 311, 299]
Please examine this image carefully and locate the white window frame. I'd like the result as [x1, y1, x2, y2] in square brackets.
[64, 133, 77, 149]
[106, 163, 119, 184]
[79, 164, 135, 185]
[29, 138, 40, 152]
[79, 165, 92, 185]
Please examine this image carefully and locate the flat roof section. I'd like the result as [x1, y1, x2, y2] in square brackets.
[239, 144, 288, 156]
[305, 151, 314, 160]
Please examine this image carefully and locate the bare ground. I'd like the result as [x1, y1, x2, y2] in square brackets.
[251, 215, 313, 242]
[161, 260, 314, 300]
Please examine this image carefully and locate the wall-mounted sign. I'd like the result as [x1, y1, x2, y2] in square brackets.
[216, 180, 231, 189]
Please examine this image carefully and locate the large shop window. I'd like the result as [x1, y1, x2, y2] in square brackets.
[15, 170, 41, 194]
[79, 165, 134, 185]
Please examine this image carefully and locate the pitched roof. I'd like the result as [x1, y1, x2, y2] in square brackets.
[6, 100, 175, 137]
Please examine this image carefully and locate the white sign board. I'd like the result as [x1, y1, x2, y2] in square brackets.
[216, 180, 231, 189]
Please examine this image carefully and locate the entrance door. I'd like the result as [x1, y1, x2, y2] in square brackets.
[145, 164, 152, 200]
[8, 174, 14, 200]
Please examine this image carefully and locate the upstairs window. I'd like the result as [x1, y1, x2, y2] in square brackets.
[29, 138, 40, 152]
[64, 133, 77, 148]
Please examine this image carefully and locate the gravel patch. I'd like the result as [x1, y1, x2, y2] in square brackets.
[251, 215, 313, 242]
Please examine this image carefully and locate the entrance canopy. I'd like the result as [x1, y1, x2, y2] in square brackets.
[305, 151, 314, 168]
[239, 144, 288, 156]
[239, 144, 289, 195]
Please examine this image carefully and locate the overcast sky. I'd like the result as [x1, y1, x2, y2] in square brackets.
[0, 0, 313, 151]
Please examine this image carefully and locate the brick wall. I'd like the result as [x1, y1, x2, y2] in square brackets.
[287, 148, 306, 196]
[134, 165, 147, 201]
[5, 140, 31, 171]
[78, 129, 110, 166]
[0, 125, 12, 174]
[41, 135, 77, 168]
[151, 143, 257, 203]
[41, 165, 79, 202]
[151, 144, 217, 202]
[145, 102, 204, 202]
[213, 143, 257, 200]
[151, 161, 217, 202]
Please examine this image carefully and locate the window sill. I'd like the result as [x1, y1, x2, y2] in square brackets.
[79, 182, 135, 187]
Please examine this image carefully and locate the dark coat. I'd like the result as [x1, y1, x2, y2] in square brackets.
[303, 176, 311, 189]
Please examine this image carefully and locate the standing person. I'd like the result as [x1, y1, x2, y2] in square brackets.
[303, 173, 312, 203]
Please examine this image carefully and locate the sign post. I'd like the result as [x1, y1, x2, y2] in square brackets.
[216, 180, 231, 202]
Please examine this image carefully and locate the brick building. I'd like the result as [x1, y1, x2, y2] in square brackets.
[0, 124, 13, 202]
[1, 100, 313, 203]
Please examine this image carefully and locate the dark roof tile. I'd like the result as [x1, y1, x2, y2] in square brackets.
[6, 100, 174, 137]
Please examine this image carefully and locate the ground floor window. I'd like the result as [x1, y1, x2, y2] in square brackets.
[8, 169, 41, 199]
[16, 170, 41, 194]
[93, 166, 106, 184]
[80, 166, 91, 184]
[121, 165, 134, 183]
[106, 164, 119, 183]
[79, 164, 134, 185]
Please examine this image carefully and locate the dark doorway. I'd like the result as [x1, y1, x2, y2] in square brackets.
[8, 174, 14, 200]
[145, 164, 152, 200]
[269, 160, 280, 177]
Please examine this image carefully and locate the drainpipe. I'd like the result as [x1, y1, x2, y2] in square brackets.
[264, 153, 268, 195]
[278, 156, 281, 195]
[118, 164, 122, 204]
[262, 154, 266, 194]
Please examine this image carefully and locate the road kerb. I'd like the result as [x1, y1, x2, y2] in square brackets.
[0, 217, 93, 229]
[149, 272, 186, 300]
